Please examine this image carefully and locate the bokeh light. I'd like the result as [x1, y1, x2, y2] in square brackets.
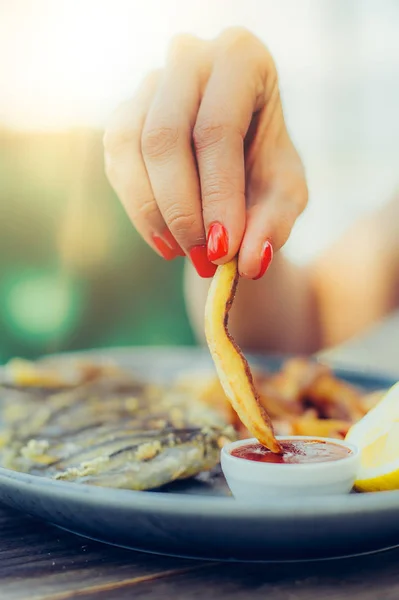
[2, 270, 82, 343]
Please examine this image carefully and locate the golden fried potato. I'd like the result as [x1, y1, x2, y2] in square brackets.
[205, 258, 281, 453]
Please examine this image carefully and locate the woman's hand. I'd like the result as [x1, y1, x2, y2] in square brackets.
[104, 28, 307, 279]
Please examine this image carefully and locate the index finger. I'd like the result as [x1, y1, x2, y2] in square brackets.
[193, 29, 274, 265]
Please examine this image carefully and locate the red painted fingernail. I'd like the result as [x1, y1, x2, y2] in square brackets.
[163, 229, 186, 257]
[253, 241, 273, 280]
[207, 222, 229, 261]
[189, 245, 218, 278]
[152, 235, 178, 261]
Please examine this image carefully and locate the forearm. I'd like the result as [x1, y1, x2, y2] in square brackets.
[184, 252, 320, 354]
[311, 194, 399, 348]
[185, 194, 399, 354]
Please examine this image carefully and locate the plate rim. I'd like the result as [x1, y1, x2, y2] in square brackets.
[2, 463, 399, 519]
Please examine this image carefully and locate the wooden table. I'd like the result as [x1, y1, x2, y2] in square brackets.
[3, 504, 399, 600]
[3, 313, 399, 600]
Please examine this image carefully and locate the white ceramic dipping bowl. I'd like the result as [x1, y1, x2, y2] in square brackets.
[221, 436, 360, 500]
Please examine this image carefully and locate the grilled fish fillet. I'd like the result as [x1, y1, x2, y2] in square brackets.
[0, 364, 235, 490]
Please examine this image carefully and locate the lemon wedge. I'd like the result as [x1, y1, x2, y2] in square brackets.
[346, 382, 399, 492]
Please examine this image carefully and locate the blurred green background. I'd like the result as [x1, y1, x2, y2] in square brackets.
[1, 1, 398, 363]
[0, 128, 195, 363]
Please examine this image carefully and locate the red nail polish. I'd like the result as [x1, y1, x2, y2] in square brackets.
[163, 229, 186, 257]
[152, 235, 178, 261]
[189, 245, 218, 278]
[207, 222, 229, 261]
[253, 241, 273, 280]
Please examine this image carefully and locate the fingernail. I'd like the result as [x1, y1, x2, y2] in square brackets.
[189, 245, 218, 278]
[152, 235, 178, 261]
[163, 229, 186, 257]
[253, 241, 273, 280]
[207, 222, 229, 262]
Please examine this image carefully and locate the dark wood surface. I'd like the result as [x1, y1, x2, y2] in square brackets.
[3, 502, 399, 600]
[3, 314, 399, 600]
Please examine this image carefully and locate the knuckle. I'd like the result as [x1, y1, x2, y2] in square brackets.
[283, 169, 309, 216]
[279, 210, 294, 238]
[104, 154, 118, 184]
[269, 212, 292, 249]
[103, 129, 134, 156]
[103, 100, 141, 155]
[276, 201, 299, 246]
[168, 33, 200, 58]
[134, 195, 160, 223]
[104, 153, 130, 189]
[202, 184, 223, 205]
[202, 172, 240, 206]
[104, 65, 162, 157]
[193, 121, 230, 153]
[297, 178, 309, 213]
[219, 26, 254, 48]
[141, 125, 180, 160]
[218, 27, 275, 76]
[164, 208, 198, 238]
[140, 68, 162, 90]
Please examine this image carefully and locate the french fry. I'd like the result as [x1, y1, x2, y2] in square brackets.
[205, 258, 281, 453]
[292, 418, 351, 439]
[306, 374, 366, 421]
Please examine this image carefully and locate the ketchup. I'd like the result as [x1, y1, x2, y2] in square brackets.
[231, 439, 350, 464]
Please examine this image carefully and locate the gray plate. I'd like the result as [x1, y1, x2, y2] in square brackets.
[0, 347, 398, 563]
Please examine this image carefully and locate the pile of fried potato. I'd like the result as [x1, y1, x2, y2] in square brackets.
[181, 357, 384, 441]
[200, 257, 385, 447]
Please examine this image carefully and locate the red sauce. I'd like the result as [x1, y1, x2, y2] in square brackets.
[231, 440, 351, 464]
